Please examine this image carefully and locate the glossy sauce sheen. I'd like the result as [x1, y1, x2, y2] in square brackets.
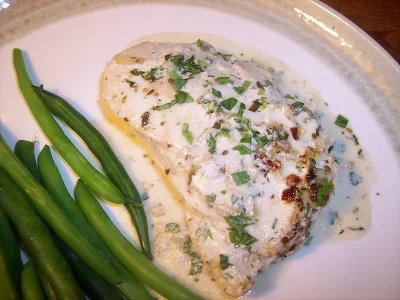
[97, 33, 374, 299]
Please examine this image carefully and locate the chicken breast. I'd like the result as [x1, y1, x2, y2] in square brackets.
[102, 41, 335, 297]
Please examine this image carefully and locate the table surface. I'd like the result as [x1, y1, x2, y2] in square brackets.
[322, 0, 400, 64]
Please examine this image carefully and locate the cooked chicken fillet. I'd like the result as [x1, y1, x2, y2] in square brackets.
[102, 41, 335, 297]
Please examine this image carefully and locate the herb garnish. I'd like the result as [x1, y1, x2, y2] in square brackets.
[142, 68, 157, 81]
[152, 100, 177, 111]
[207, 134, 216, 154]
[335, 114, 348, 128]
[219, 254, 231, 270]
[284, 94, 295, 100]
[183, 239, 192, 253]
[165, 223, 180, 233]
[124, 79, 137, 87]
[240, 135, 251, 144]
[231, 171, 249, 186]
[215, 77, 233, 84]
[216, 52, 232, 61]
[189, 252, 203, 275]
[224, 213, 257, 246]
[291, 102, 304, 109]
[220, 98, 238, 110]
[254, 135, 269, 147]
[304, 236, 313, 246]
[216, 128, 231, 138]
[198, 59, 207, 68]
[196, 39, 207, 51]
[206, 194, 216, 207]
[130, 69, 145, 76]
[316, 179, 333, 206]
[169, 70, 187, 91]
[233, 145, 251, 155]
[233, 80, 251, 94]
[182, 123, 193, 144]
[212, 88, 222, 98]
[175, 91, 194, 104]
[257, 80, 272, 90]
[171, 54, 203, 75]
[271, 218, 278, 230]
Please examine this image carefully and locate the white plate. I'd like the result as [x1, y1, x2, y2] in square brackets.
[1, 1, 399, 299]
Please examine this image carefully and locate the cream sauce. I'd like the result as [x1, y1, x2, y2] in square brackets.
[97, 33, 374, 299]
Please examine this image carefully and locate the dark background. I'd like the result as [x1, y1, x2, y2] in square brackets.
[322, 0, 400, 63]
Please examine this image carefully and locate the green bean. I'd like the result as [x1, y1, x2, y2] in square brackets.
[14, 140, 42, 183]
[75, 180, 202, 300]
[0, 135, 121, 287]
[20, 261, 46, 300]
[57, 240, 124, 300]
[38, 145, 152, 300]
[0, 170, 85, 300]
[0, 206, 22, 300]
[35, 86, 152, 259]
[12, 48, 124, 204]
[37, 266, 57, 300]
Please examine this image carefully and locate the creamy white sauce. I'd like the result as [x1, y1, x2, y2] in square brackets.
[97, 33, 374, 299]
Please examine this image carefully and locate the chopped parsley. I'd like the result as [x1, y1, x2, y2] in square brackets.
[284, 94, 295, 100]
[233, 145, 251, 155]
[170, 73, 187, 91]
[216, 128, 231, 138]
[206, 194, 216, 208]
[231, 171, 249, 186]
[189, 252, 203, 275]
[304, 236, 313, 246]
[354, 136, 360, 146]
[171, 54, 203, 75]
[208, 100, 217, 113]
[130, 69, 145, 76]
[175, 91, 194, 104]
[350, 172, 363, 186]
[196, 39, 207, 50]
[316, 179, 333, 206]
[207, 134, 216, 154]
[182, 123, 193, 144]
[183, 239, 192, 253]
[219, 254, 231, 270]
[224, 213, 257, 247]
[216, 52, 232, 61]
[220, 97, 238, 111]
[142, 68, 157, 81]
[254, 135, 269, 147]
[291, 101, 304, 109]
[271, 218, 278, 230]
[165, 223, 180, 233]
[233, 80, 251, 94]
[257, 80, 272, 90]
[240, 135, 251, 144]
[124, 79, 137, 87]
[198, 59, 207, 68]
[335, 114, 348, 128]
[353, 207, 359, 213]
[215, 77, 233, 84]
[152, 100, 177, 111]
[212, 88, 222, 98]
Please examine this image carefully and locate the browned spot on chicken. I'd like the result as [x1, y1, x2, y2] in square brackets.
[285, 174, 301, 186]
[281, 237, 289, 245]
[142, 87, 149, 93]
[141, 111, 150, 127]
[123, 117, 129, 122]
[290, 127, 299, 140]
[281, 186, 297, 202]
[261, 158, 281, 171]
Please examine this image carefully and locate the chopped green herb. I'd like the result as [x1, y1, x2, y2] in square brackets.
[271, 218, 278, 230]
[175, 91, 193, 104]
[182, 123, 193, 144]
[219, 254, 230, 270]
[130, 69, 145, 76]
[316, 179, 333, 206]
[172, 79, 187, 91]
[240, 135, 252, 144]
[152, 100, 177, 111]
[189, 253, 203, 275]
[233, 80, 251, 94]
[203, 80, 211, 87]
[142, 68, 158, 81]
[350, 172, 363, 186]
[207, 134, 216, 154]
[208, 100, 217, 113]
[183, 239, 192, 253]
[284, 94, 295, 100]
[292, 101, 304, 109]
[309, 158, 316, 165]
[198, 59, 207, 68]
[220, 98, 238, 110]
[335, 114, 348, 128]
[212, 88, 222, 98]
[169, 70, 181, 80]
[215, 77, 233, 84]
[221, 190, 227, 195]
[233, 145, 251, 155]
[257, 80, 272, 90]
[206, 194, 216, 208]
[165, 223, 180, 233]
[224, 213, 254, 228]
[353, 207, 359, 214]
[171, 54, 203, 75]
[306, 202, 311, 217]
[224, 213, 257, 247]
[196, 39, 207, 50]
[216, 52, 232, 61]
[124, 79, 137, 87]
[354, 136, 359, 145]
[254, 135, 269, 147]
[231, 171, 249, 186]
[216, 128, 231, 138]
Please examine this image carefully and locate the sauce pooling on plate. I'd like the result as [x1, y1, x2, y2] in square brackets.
[97, 33, 374, 299]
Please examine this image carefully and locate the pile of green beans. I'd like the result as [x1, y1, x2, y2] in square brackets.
[34, 86, 152, 259]
[0, 170, 85, 300]
[0, 134, 121, 287]
[20, 261, 46, 300]
[0, 206, 22, 300]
